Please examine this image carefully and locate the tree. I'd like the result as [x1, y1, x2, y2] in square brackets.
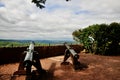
[72, 22, 120, 55]
[106, 22, 120, 55]
[31, 0, 71, 9]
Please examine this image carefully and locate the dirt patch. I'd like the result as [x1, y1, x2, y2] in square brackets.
[0, 53, 120, 80]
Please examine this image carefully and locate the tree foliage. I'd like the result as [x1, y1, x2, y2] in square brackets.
[31, 0, 71, 9]
[72, 22, 120, 55]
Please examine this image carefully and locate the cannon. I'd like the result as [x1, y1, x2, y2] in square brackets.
[61, 43, 82, 70]
[13, 41, 46, 80]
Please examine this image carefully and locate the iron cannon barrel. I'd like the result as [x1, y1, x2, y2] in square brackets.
[24, 51, 33, 62]
[61, 43, 81, 70]
[64, 43, 78, 58]
[24, 41, 35, 66]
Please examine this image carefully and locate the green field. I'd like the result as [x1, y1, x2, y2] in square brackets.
[0, 40, 75, 47]
[0, 41, 50, 47]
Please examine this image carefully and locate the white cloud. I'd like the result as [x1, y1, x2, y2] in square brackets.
[0, 0, 120, 40]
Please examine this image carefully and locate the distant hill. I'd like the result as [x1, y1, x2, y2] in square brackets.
[0, 39, 75, 44]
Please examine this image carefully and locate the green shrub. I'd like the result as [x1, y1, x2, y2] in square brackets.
[72, 22, 120, 55]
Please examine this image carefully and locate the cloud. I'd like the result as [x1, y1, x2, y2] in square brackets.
[0, 0, 120, 40]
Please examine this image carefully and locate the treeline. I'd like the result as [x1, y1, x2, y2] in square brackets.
[72, 22, 120, 55]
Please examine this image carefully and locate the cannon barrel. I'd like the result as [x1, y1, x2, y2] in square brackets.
[61, 43, 81, 70]
[24, 41, 34, 64]
[64, 43, 79, 58]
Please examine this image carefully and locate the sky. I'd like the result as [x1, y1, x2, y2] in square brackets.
[0, 0, 120, 40]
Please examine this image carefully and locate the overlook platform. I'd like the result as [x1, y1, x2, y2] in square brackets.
[0, 53, 120, 80]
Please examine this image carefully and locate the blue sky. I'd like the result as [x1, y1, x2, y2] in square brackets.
[0, 2, 4, 7]
[0, 0, 120, 40]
